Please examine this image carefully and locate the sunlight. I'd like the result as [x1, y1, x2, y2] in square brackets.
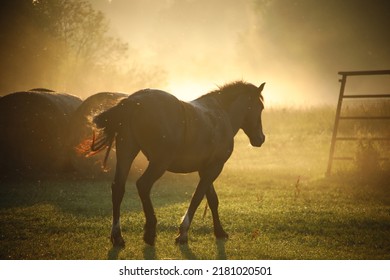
[166, 80, 215, 101]
[166, 78, 297, 107]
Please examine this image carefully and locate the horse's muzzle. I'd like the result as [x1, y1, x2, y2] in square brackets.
[250, 134, 265, 147]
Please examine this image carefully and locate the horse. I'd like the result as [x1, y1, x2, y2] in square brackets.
[90, 81, 266, 247]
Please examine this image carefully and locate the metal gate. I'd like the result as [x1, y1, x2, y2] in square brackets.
[326, 70, 390, 176]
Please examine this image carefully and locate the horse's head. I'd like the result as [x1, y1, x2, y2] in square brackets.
[241, 82, 266, 147]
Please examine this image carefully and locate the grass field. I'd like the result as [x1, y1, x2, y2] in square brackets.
[1, 106, 389, 260]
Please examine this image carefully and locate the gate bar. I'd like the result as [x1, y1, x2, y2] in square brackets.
[326, 70, 390, 176]
[339, 70, 390, 76]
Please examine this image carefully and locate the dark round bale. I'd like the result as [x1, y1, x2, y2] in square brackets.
[0, 90, 82, 177]
[67, 92, 129, 177]
[28, 88, 55, 92]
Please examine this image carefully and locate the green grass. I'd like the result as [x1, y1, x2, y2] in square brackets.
[1, 106, 389, 259]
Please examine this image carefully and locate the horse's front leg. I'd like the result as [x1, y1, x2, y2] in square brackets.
[175, 164, 224, 244]
[206, 184, 228, 239]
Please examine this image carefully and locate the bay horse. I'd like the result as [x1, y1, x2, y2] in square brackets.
[90, 81, 266, 247]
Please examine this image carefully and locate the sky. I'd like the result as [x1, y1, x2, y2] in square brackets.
[90, 0, 390, 107]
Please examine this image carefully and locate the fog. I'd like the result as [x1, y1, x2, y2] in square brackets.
[1, 0, 389, 107]
[90, 0, 258, 102]
[88, 0, 390, 107]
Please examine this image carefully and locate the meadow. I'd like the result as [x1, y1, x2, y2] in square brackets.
[0, 106, 389, 260]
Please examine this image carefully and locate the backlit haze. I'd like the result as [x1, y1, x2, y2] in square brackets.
[2, 0, 389, 107]
[90, 0, 390, 107]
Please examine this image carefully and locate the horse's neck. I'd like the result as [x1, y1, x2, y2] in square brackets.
[213, 93, 248, 135]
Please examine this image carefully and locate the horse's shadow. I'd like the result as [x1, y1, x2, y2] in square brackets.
[178, 244, 198, 260]
[215, 239, 228, 260]
[107, 239, 228, 260]
[107, 244, 157, 260]
[179, 239, 227, 260]
[143, 245, 157, 260]
[107, 246, 122, 260]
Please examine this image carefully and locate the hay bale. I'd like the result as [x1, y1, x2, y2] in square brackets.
[67, 92, 128, 177]
[29, 88, 55, 92]
[0, 90, 82, 177]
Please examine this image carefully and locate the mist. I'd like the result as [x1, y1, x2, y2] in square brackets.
[1, 0, 389, 106]
[88, 0, 390, 107]
[90, 0, 259, 101]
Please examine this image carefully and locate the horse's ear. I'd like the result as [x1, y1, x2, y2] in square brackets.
[258, 83, 265, 97]
[258, 82, 265, 92]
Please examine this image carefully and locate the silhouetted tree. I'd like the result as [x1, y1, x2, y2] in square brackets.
[33, 0, 128, 68]
[0, 0, 50, 93]
[0, 0, 128, 94]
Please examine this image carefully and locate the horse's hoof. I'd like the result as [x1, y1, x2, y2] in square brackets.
[175, 235, 188, 245]
[143, 232, 156, 246]
[215, 230, 229, 240]
[111, 235, 125, 248]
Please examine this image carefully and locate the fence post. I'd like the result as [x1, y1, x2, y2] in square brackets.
[326, 73, 347, 176]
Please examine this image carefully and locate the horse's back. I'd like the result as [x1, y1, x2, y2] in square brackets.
[126, 89, 186, 161]
[128, 89, 185, 129]
[120, 89, 234, 172]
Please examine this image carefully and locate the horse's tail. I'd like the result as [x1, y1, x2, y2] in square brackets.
[89, 101, 126, 169]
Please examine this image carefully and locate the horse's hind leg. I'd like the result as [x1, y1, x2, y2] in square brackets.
[136, 162, 167, 246]
[111, 135, 140, 247]
[206, 184, 228, 240]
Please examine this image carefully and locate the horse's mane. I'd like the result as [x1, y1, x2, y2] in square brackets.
[197, 81, 264, 101]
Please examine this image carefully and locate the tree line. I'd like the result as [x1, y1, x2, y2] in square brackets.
[0, 0, 166, 96]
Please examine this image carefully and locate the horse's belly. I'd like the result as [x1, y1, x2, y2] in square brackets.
[167, 158, 203, 173]
[167, 146, 232, 174]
